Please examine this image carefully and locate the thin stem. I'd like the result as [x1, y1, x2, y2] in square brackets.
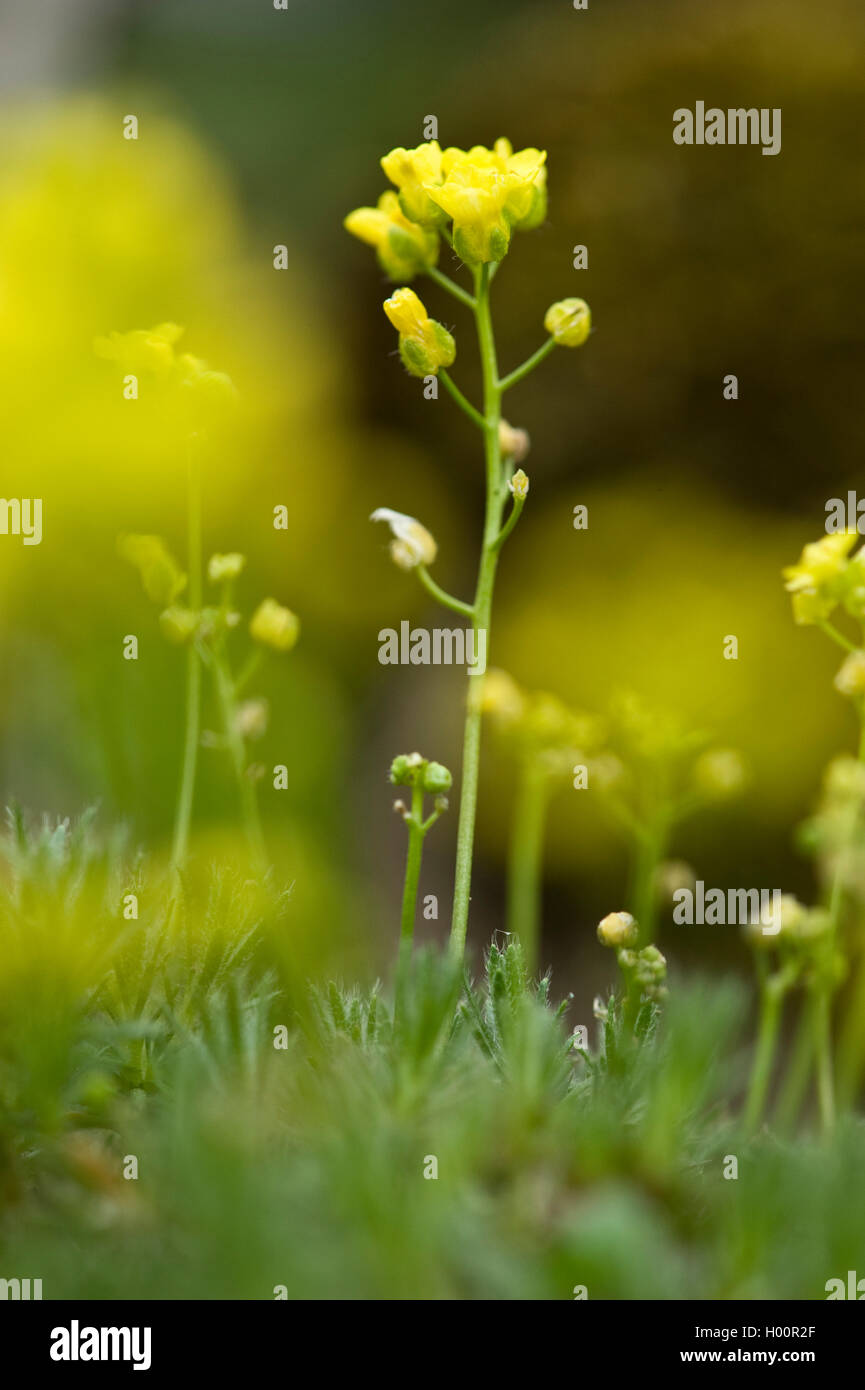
[490, 494, 525, 553]
[426, 265, 476, 310]
[744, 959, 789, 1133]
[449, 263, 505, 957]
[171, 436, 202, 870]
[774, 997, 815, 1131]
[498, 337, 556, 394]
[506, 756, 550, 974]
[814, 989, 836, 1135]
[415, 564, 475, 620]
[817, 619, 857, 654]
[396, 782, 426, 1020]
[439, 370, 486, 430]
[213, 645, 268, 876]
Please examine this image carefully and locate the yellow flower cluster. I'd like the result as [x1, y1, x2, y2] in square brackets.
[382, 288, 455, 379]
[95, 323, 237, 422]
[345, 137, 547, 270]
[782, 532, 864, 625]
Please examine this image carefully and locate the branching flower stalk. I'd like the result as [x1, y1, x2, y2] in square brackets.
[389, 753, 451, 1016]
[174, 432, 203, 870]
[347, 137, 592, 959]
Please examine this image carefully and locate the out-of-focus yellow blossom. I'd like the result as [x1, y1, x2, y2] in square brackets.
[783, 532, 858, 625]
[480, 668, 526, 725]
[344, 191, 439, 280]
[250, 598, 300, 652]
[118, 534, 187, 605]
[382, 288, 455, 378]
[94, 322, 184, 375]
[834, 650, 865, 698]
[159, 606, 199, 645]
[499, 419, 530, 463]
[380, 142, 446, 227]
[370, 507, 437, 570]
[235, 697, 269, 740]
[208, 553, 246, 584]
[544, 298, 592, 348]
[693, 748, 747, 799]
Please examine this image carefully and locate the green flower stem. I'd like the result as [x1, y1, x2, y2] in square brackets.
[439, 370, 486, 430]
[491, 493, 525, 553]
[171, 436, 202, 870]
[212, 644, 268, 876]
[817, 619, 857, 654]
[415, 564, 475, 620]
[449, 263, 506, 958]
[814, 987, 836, 1134]
[426, 265, 476, 310]
[744, 958, 796, 1133]
[396, 782, 426, 1017]
[832, 697, 865, 1104]
[498, 337, 556, 394]
[774, 998, 816, 1131]
[630, 812, 669, 946]
[506, 755, 550, 974]
[233, 648, 263, 697]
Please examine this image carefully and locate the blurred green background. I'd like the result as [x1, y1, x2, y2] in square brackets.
[1, 0, 864, 1002]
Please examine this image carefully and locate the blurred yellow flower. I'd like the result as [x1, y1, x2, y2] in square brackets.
[94, 322, 183, 375]
[250, 598, 300, 652]
[118, 534, 187, 605]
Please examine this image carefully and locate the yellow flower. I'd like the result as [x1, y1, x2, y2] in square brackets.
[382, 288, 455, 378]
[425, 163, 514, 264]
[370, 507, 437, 570]
[344, 191, 439, 280]
[783, 533, 857, 594]
[442, 139, 547, 229]
[480, 669, 525, 725]
[544, 298, 592, 347]
[207, 553, 246, 583]
[118, 534, 186, 605]
[94, 322, 184, 375]
[380, 142, 446, 226]
[250, 598, 300, 652]
[783, 532, 858, 625]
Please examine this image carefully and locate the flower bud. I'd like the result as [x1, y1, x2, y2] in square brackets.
[499, 419, 530, 463]
[159, 605, 198, 644]
[119, 534, 187, 606]
[544, 298, 591, 348]
[389, 752, 425, 787]
[422, 761, 452, 794]
[597, 910, 639, 948]
[834, 650, 865, 698]
[508, 468, 529, 501]
[250, 598, 300, 653]
[208, 552, 247, 584]
[383, 288, 455, 378]
[693, 748, 746, 799]
[370, 507, 437, 569]
[234, 698, 269, 740]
